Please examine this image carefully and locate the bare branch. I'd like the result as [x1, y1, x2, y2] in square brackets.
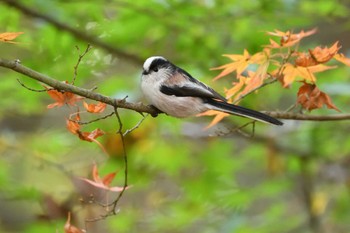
[16, 78, 47, 92]
[111, 106, 128, 214]
[233, 78, 277, 104]
[123, 114, 147, 136]
[0, 58, 159, 116]
[2, 58, 350, 122]
[70, 112, 115, 125]
[264, 111, 350, 121]
[73, 44, 92, 85]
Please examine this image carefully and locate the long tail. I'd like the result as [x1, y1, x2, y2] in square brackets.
[205, 99, 283, 125]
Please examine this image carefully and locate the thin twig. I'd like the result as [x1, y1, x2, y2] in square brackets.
[123, 114, 147, 136]
[215, 120, 256, 137]
[2, 58, 350, 122]
[0, 58, 159, 116]
[16, 78, 48, 92]
[71, 112, 115, 125]
[111, 106, 128, 214]
[73, 44, 92, 85]
[233, 78, 278, 104]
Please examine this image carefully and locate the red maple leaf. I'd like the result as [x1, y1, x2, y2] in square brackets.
[297, 82, 340, 112]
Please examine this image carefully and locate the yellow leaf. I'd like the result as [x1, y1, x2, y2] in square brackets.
[225, 75, 246, 99]
[0, 32, 24, 43]
[239, 60, 269, 96]
[206, 112, 229, 129]
[266, 28, 317, 48]
[334, 53, 350, 66]
[197, 110, 229, 129]
[211, 50, 251, 80]
[282, 63, 336, 87]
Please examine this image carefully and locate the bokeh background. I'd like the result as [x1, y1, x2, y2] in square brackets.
[1, 0, 350, 232]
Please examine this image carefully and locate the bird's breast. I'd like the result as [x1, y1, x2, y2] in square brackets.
[141, 77, 207, 118]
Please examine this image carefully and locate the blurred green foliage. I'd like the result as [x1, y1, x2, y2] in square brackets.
[0, 0, 350, 233]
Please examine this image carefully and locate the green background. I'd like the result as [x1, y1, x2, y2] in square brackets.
[0, 0, 350, 232]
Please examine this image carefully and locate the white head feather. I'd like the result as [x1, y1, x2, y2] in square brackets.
[143, 56, 167, 72]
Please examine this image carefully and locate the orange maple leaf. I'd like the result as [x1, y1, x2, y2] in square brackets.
[66, 114, 81, 135]
[297, 82, 340, 112]
[80, 164, 128, 192]
[83, 101, 106, 113]
[295, 42, 340, 67]
[282, 63, 336, 87]
[64, 212, 83, 233]
[237, 61, 269, 97]
[295, 52, 319, 67]
[0, 32, 24, 43]
[334, 53, 350, 66]
[79, 128, 105, 142]
[309, 41, 340, 64]
[66, 113, 107, 154]
[266, 28, 317, 48]
[44, 84, 84, 108]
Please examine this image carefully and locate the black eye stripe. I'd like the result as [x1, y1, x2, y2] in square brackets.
[149, 58, 168, 72]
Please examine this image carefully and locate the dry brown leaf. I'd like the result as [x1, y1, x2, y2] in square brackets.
[297, 82, 340, 112]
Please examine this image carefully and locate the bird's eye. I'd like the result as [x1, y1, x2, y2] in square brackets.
[153, 68, 158, 72]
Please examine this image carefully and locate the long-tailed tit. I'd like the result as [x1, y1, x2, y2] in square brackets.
[141, 56, 283, 125]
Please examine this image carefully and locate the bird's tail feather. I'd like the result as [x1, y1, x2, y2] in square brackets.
[205, 99, 283, 125]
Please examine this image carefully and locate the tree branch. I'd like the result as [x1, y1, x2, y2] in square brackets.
[1, 58, 350, 122]
[0, 0, 144, 65]
[264, 111, 350, 121]
[0, 58, 159, 115]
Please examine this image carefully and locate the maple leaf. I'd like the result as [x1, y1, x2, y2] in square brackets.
[211, 50, 269, 80]
[295, 42, 340, 67]
[334, 53, 350, 66]
[66, 113, 83, 134]
[295, 52, 319, 67]
[0, 32, 24, 43]
[66, 116, 105, 143]
[64, 212, 83, 233]
[83, 101, 106, 113]
[282, 63, 336, 87]
[266, 28, 317, 48]
[309, 41, 340, 64]
[79, 128, 105, 142]
[44, 84, 84, 108]
[237, 61, 269, 97]
[66, 114, 107, 154]
[197, 110, 229, 129]
[225, 75, 247, 99]
[80, 164, 128, 192]
[297, 82, 340, 112]
[211, 50, 251, 80]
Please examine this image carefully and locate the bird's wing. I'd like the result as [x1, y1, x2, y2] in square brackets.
[160, 68, 226, 101]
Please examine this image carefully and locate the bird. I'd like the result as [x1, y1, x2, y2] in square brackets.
[140, 56, 283, 126]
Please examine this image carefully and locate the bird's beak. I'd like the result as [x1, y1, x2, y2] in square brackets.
[142, 70, 149, 75]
